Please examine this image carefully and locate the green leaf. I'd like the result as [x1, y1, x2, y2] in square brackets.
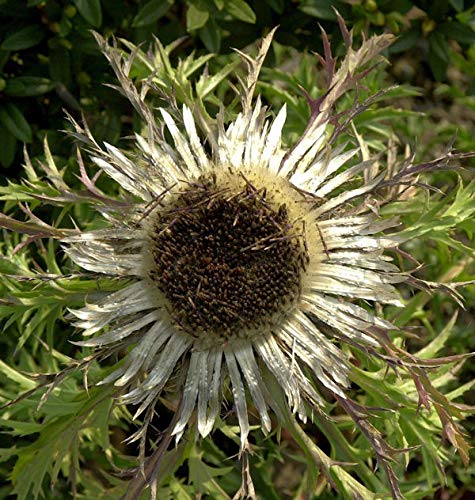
[10, 387, 114, 500]
[264, 0, 284, 13]
[299, 0, 344, 20]
[439, 21, 475, 45]
[0, 360, 36, 390]
[449, 0, 464, 10]
[196, 60, 239, 99]
[262, 367, 376, 499]
[0, 447, 18, 463]
[0, 50, 9, 72]
[4, 76, 55, 97]
[428, 32, 450, 81]
[1, 26, 44, 51]
[188, 444, 234, 496]
[389, 28, 419, 53]
[429, 32, 450, 64]
[73, 0, 102, 27]
[225, 0, 256, 23]
[199, 18, 221, 53]
[353, 107, 421, 128]
[0, 103, 32, 143]
[447, 379, 475, 401]
[132, 0, 173, 27]
[0, 418, 44, 436]
[179, 52, 214, 79]
[416, 312, 458, 359]
[0, 126, 16, 167]
[49, 46, 72, 85]
[89, 398, 113, 450]
[379, 0, 412, 13]
[426, 0, 451, 21]
[187, 2, 209, 31]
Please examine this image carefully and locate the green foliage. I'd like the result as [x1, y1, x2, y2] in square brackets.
[0, 1, 474, 499]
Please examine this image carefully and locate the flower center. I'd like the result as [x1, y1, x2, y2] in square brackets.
[148, 173, 308, 341]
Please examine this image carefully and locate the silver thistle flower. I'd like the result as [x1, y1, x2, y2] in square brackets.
[5, 23, 472, 500]
[63, 28, 406, 451]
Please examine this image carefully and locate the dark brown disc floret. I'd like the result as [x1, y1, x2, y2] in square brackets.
[148, 175, 308, 340]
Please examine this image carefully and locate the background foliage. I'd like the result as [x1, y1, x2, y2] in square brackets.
[0, 0, 474, 171]
[0, 0, 474, 498]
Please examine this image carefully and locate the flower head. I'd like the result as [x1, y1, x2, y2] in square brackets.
[63, 29, 407, 453]
[3, 23, 473, 500]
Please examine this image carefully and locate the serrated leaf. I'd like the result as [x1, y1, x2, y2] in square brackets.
[73, 0, 102, 27]
[0, 103, 32, 143]
[354, 107, 421, 127]
[154, 441, 190, 489]
[10, 387, 114, 500]
[196, 60, 239, 99]
[188, 445, 233, 497]
[0, 447, 18, 463]
[11, 415, 77, 500]
[4, 76, 55, 97]
[262, 367, 376, 499]
[179, 53, 214, 79]
[1, 26, 44, 51]
[225, 0, 256, 23]
[0, 418, 43, 436]
[399, 414, 446, 487]
[0, 212, 66, 237]
[132, 0, 173, 27]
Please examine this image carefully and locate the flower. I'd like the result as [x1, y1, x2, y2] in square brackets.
[1, 23, 473, 500]
[63, 27, 404, 455]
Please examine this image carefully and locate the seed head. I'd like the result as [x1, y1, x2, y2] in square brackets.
[148, 174, 308, 341]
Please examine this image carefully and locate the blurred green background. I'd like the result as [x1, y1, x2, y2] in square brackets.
[0, 0, 474, 173]
[0, 0, 474, 498]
